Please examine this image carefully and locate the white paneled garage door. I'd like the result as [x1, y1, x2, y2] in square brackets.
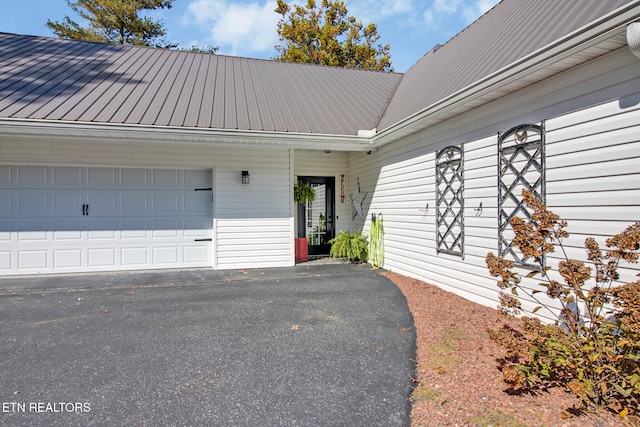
[0, 166, 213, 275]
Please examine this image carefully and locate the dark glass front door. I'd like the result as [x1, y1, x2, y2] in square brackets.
[297, 176, 335, 255]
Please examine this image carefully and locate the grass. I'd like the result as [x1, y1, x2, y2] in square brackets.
[410, 326, 464, 403]
[467, 410, 529, 427]
[422, 326, 462, 374]
[410, 386, 447, 406]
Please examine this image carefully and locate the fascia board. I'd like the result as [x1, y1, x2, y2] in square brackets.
[370, 1, 640, 148]
[0, 119, 373, 152]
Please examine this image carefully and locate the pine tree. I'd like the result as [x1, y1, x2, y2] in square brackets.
[47, 0, 175, 48]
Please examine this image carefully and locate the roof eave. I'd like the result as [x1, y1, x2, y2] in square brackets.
[370, 1, 640, 148]
[0, 119, 373, 152]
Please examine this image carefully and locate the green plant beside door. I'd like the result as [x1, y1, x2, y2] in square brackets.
[329, 229, 368, 263]
[294, 181, 316, 262]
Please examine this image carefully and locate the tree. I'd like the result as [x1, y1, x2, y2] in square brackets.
[46, 0, 176, 48]
[274, 0, 392, 71]
[180, 45, 219, 54]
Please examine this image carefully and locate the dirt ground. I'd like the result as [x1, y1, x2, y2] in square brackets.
[384, 271, 637, 427]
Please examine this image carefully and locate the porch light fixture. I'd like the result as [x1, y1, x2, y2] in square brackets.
[627, 22, 640, 59]
[241, 170, 250, 184]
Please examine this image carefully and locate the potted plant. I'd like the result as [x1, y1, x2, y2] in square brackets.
[294, 181, 316, 205]
[329, 229, 369, 263]
[294, 181, 316, 262]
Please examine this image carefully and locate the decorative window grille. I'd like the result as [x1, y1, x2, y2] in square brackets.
[436, 145, 464, 257]
[498, 123, 545, 267]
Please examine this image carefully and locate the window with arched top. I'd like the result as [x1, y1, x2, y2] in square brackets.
[498, 123, 545, 268]
[436, 145, 464, 258]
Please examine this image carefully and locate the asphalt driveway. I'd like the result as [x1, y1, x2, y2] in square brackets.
[0, 263, 416, 426]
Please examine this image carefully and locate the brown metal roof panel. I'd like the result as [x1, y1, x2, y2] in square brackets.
[89, 47, 162, 123]
[251, 60, 290, 132]
[241, 59, 266, 131]
[154, 52, 200, 126]
[281, 66, 320, 133]
[24, 46, 125, 120]
[120, 49, 178, 124]
[287, 65, 327, 133]
[232, 57, 252, 130]
[223, 57, 240, 129]
[316, 68, 366, 133]
[245, 59, 273, 131]
[0, 37, 98, 114]
[346, 71, 400, 128]
[69, 45, 154, 122]
[166, 53, 203, 126]
[378, 0, 633, 131]
[0, 34, 55, 75]
[106, 48, 168, 123]
[306, 68, 349, 133]
[256, 61, 299, 132]
[180, 54, 211, 128]
[137, 51, 193, 125]
[209, 56, 228, 129]
[45, 45, 143, 121]
[0, 33, 401, 135]
[192, 54, 218, 128]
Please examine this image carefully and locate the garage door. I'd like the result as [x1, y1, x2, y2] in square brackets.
[0, 166, 213, 275]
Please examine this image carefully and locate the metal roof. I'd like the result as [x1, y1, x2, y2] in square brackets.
[0, 33, 402, 136]
[377, 0, 635, 131]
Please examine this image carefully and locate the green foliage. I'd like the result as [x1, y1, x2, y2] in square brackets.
[179, 44, 219, 54]
[410, 385, 446, 405]
[467, 410, 528, 427]
[329, 229, 368, 263]
[47, 0, 176, 47]
[274, 0, 392, 71]
[369, 214, 384, 268]
[486, 190, 640, 419]
[293, 182, 316, 204]
[423, 327, 463, 374]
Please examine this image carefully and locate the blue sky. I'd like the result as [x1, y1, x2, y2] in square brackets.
[0, 0, 500, 72]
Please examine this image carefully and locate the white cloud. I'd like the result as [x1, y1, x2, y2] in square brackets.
[346, 0, 414, 24]
[432, 0, 462, 14]
[184, 0, 280, 56]
[462, 0, 499, 24]
[421, 0, 499, 30]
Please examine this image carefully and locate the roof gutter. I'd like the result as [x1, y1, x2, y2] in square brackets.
[370, 1, 640, 148]
[0, 118, 374, 152]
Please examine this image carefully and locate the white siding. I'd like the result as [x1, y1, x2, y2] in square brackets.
[545, 97, 640, 285]
[214, 149, 293, 269]
[0, 140, 296, 271]
[214, 218, 294, 269]
[350, 48, 640, 317]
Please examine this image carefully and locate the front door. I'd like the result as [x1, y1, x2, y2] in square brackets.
[296, 176, 335, 256]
